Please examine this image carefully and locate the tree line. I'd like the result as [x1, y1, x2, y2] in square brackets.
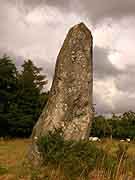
[0, 55, 48, 137]
[90, 111, 135, 139]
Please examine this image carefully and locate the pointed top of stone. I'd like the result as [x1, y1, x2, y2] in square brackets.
[71, 22, 90, 30]
[68, 22, 92, 38]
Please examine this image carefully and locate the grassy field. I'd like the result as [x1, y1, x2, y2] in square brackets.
[0, 139, 135, 180]
[0, 139, 31, 180]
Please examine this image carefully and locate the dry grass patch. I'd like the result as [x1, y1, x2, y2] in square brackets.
[0, 139, 30, 179]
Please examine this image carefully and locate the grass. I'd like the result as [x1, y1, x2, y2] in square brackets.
[0, 138, 30, 180]
[0, 137, 135, 179]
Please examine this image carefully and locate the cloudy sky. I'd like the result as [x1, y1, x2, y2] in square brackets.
[1, 0, 135, 114]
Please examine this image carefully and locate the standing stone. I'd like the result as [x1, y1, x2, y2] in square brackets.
[29, 23, 93, 164]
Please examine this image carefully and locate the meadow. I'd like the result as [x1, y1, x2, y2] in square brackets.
[0, 138, 135, 180]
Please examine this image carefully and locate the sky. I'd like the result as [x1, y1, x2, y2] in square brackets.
[1, 0, 135, 114]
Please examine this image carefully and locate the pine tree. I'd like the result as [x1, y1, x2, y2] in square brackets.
[8, 60, 48, 137]
[0, 55, 17, 136]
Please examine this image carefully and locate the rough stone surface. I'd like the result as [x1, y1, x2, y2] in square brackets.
[29, 23, 93, 163]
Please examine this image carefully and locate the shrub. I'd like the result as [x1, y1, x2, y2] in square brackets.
[37, 129, 117, 179]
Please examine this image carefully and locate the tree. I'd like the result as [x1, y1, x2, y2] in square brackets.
[0, 55, 17, 136]
[8, 60, 48, 137]
[21, 60, 48, 92]
[90, 115, 111, 138]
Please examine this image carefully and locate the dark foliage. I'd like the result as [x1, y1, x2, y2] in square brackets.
[0, 56, 48, 137]
[90, 111, 135, 139]
[0, 55, 17, 136]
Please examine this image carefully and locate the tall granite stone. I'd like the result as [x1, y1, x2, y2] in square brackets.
[29, 23, 93, 163]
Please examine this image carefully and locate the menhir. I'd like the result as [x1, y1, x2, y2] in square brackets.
[29, 23, 93, 163]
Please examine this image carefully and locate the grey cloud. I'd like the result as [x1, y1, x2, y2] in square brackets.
[10, 0, 73, 14]
[94, 91, 135, 114]
[113, 94, 135, 113]
[18, 0, 135, 22]
[93, 47, 135, 113]
[80, 0, 135, 22]
[94, 92, 113, 114]
[115, 65, 135, 94]
[93, 46, 122, 80]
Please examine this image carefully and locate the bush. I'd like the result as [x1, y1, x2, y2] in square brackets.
[37, 129, 117, 179]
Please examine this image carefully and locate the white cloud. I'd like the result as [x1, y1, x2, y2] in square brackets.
[94, 17, 135, 71]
